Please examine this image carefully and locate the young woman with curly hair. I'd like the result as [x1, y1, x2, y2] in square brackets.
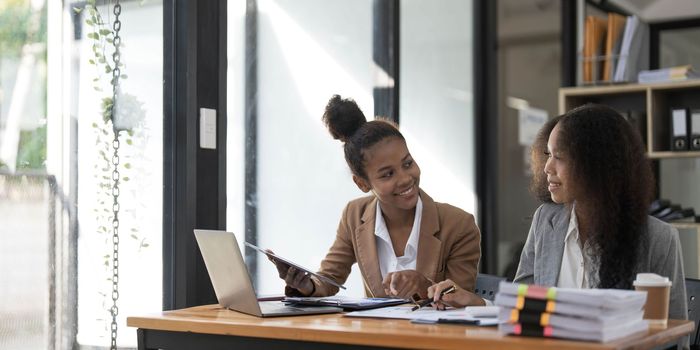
[428, 104, 687, 321]
[268, 95, 484, 304]
[512, 103, 687, 320]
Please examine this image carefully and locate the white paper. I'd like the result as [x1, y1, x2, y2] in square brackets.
[345, 305, 499, 326]
[345, 306, 434, 320]
[463, 306, 500, 317]
[518, 107, 548, 146]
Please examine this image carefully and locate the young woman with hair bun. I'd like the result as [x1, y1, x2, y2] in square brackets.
[269, 95, 484, 304]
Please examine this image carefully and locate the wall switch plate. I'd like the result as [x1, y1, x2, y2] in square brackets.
[200, 108, 216, 149]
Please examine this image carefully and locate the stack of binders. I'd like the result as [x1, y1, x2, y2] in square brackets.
[495, 281, 648, 342]
[650, 199, 699, 223]
[670, 108, 700, 151]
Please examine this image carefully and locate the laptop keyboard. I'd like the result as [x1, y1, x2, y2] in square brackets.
[259, 301, 303, 313]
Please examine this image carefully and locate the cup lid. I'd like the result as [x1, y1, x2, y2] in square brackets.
[633, 273, 672, 287]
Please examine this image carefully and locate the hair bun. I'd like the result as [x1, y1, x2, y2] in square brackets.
[322, 94, 367, 142]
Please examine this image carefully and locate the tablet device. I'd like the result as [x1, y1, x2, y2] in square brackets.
[245, 241, 347, 290]
[284, 296, 406, 311]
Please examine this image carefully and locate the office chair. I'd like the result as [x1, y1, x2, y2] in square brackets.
[475, 273, 506, 301]
[687, 277, 700, 350]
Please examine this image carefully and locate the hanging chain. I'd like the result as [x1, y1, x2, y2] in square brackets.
[109, 1, 122, 349]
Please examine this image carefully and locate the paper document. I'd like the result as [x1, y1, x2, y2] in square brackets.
[245, 241, 346, 290]
[497, 281, 646, 310]
[518, 107, 548, 146]
[345, 306, 499, 326]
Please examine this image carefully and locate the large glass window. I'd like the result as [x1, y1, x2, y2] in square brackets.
[72, 1, 163, 347]
[0, 0, 163, 348]
[228, 0, 373, 296]
[400, 0, 476, 218]
[228, 0, 477, 296]
[495, 0, 561, 277]
[1, 1, 49, 348]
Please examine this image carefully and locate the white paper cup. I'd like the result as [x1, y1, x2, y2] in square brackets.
[633, 273, 672, 327]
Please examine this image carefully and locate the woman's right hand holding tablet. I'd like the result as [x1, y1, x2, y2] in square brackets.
[266, 250, 315, 296]
[427, 279, 485, 309]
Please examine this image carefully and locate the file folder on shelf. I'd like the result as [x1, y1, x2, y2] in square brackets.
[671, 108, 689, 151]
[603, 13, 626, 82]
[690, 109, 700, 151]
[614, 16, 649, 83]
[583, 15, 607, 83]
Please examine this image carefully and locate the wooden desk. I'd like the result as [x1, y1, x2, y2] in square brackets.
[127, 304, 694, 350]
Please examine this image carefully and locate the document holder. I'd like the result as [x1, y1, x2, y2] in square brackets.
[671, 108, 690, 151]
[690, 109, 700, 151]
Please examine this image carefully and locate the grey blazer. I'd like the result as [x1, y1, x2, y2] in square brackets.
[514, 203, 688, 321]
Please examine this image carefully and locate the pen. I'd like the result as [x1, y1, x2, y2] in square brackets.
[411, 285, 456, 311]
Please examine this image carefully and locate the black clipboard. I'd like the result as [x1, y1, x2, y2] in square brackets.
[245, 241, 346, 290]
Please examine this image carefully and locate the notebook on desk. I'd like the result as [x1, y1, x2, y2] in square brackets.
[193, 229, 343, 317]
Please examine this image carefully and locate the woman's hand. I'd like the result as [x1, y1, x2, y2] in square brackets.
[266, 250, 314, 296]
[427, 279, 485, 309]
[382, 270, 432, 299]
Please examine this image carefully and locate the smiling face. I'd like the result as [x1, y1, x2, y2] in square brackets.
[544, 123, 576, 204]
[353, 136, 421, 213]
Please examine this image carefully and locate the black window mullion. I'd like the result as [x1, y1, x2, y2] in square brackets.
[244, 0, 259, 288]
[372, 0, 400, 123]
[474, 0, 498, 275]
[562, 0, 577, 87]
[163, 0, 226, 311]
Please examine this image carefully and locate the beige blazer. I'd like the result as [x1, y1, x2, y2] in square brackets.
[288, 189, 481, 297]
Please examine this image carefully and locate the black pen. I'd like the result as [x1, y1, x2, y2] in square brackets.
[411, 285, 456, 311]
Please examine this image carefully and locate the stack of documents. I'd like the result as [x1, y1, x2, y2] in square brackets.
[495, 281, 648, 342]
[638, 65, 700, 84]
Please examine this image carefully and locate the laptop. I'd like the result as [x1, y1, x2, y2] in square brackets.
[193, 229, 343, 317]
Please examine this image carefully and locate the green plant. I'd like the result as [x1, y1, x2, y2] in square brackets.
[0, 0, 32, 57]
[76, 2, 149, 241]
[75, 2, 149, 344]
[76, 0, 128, 92]
[16, 125, 47, 170]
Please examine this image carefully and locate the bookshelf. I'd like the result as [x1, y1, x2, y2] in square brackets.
[559, 81, 700, 276]
[672, 222, 700, 230]
[559, 80, 700, 159]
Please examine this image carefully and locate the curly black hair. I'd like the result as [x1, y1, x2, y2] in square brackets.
[322, 94, 404, 180]
[530, 104, 654, 289]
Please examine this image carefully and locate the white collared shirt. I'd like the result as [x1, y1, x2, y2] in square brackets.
[374, 197, 423, 279]
[557, 205, 591, 289]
